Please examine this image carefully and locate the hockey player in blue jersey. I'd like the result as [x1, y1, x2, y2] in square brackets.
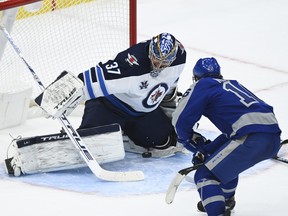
[172, 57, 281, 215]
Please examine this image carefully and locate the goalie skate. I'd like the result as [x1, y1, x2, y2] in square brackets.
[5, 157, 21, 177]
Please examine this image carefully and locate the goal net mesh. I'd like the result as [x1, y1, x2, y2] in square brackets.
[0, 0, 135, 101]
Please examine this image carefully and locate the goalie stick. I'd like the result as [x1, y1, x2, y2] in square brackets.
[273, 156, 288, 164]
[165, 138, 288, 204]
[0, 25, 144, 182]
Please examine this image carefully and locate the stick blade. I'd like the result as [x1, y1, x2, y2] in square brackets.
[88, 160, 145, 182]
[165, 173, 186, 204]
[165, 164, 202, 204]
[98, 169, 145, 182]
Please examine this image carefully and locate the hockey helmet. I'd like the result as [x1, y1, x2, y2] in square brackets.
[149, 32, 178, 77]
[193, 57, 222, 82]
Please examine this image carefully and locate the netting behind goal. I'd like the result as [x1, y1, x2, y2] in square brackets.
[0, 0, 136, 100]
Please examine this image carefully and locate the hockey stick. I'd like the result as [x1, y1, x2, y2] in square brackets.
[183, 140, 288, 183]
[165, 163, 202, 204]
[273, 156, 288, 164]
[272, 139, 288, 164]
[165, 139, 288, 204]
[0, 25, 144, 182]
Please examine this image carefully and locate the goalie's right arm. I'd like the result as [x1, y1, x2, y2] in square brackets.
[34, 71, 85, 119]
[160, 87, 182, 119]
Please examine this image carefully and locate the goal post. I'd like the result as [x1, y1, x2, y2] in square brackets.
[0, 0, 137, 128]
[0, 0, 42, 10]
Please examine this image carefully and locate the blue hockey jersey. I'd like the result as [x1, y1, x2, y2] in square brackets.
[78, 39, 186, 115]
[172, 77, 281, 142]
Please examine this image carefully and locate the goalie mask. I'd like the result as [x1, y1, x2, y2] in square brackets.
[149, 33, 178, 77]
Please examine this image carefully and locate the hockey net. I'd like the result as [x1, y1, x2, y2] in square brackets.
[0, 0, 136, 111]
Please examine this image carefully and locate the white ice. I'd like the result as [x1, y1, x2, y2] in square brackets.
[1, 0, 288, 215]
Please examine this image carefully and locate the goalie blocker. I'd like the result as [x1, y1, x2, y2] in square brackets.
[5, 124, 125, 176]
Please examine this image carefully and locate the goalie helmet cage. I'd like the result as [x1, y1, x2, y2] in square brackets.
[0, 0, 137, 100]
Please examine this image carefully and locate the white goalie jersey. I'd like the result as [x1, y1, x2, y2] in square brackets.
[78, 39, 186, 115]
[35, 38, 186, 119]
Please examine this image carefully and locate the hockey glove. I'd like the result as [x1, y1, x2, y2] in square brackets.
[160, 87, 182, 108]
[178, 139, 198, 153]
[178, 132, 211, 153]
[160, 87, 182, 119]
[192, 131, 211, 147]
[34, 71, 85, 119]
[192, 151, 209, 165]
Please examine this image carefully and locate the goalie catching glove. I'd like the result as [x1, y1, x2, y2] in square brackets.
[160, 87, 182, 119]
[35, 71, 85, 119]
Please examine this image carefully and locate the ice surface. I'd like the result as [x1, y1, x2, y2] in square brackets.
[1, 0, 288, 215]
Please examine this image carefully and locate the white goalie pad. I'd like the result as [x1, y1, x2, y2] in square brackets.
[6, 124, 125, 176]
[34, 71, 84, 119]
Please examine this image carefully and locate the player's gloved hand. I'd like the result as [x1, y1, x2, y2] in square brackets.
[177, 138, 198, 153]
[192, 131, 211, 147]
[192, 151, 209, 165]
[178, 132, 211, 153]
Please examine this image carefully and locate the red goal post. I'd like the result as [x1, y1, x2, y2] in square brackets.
[0, 0, 137, 100]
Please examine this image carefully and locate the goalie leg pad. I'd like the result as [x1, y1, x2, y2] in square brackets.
[123, 135, 189, 158]
[34, 71, 84, 119]
[6, 124, 125, 176]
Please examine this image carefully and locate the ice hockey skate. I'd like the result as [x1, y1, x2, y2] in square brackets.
[197, 196, 236, 213]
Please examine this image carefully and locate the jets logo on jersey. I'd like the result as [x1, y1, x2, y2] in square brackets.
[126, 53, 139, 66]
[139, 80, 149, 89]
[142, 83, 168, 108]
[151, 89, 163, 102]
